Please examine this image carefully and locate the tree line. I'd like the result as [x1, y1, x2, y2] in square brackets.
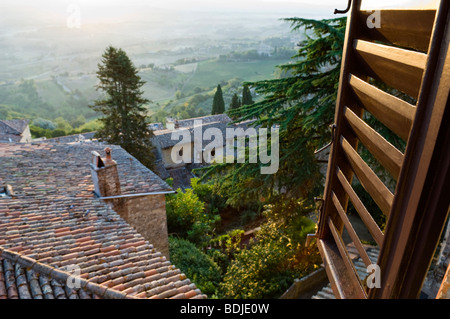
[211, 83, 254, 116]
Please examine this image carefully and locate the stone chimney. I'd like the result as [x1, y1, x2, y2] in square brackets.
[90, 148, 121, 198]
[88, 146, 171, 259]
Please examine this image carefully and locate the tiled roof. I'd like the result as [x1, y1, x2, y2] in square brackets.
[0, 142, 172, 199]
[0, 120, 29, 143]
[0, 142, 205, 299]
[41, 132, 96, 144]
[0, 133, 22, 143]
[0, 120, 29, 135]
[0, 197, 203, 299]
[0, 246, 131, 299]
[169, 114, 232, 129]
[153, 120, 255, 149]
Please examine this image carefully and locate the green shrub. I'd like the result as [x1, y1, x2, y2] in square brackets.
[29, 125, 52, 139]
[217, 200, 322, 299]
[51, 129, 67, 138]
[190, 178, 227, 214]
[166, 188, 220, 245]
[169, 237, 222, 296]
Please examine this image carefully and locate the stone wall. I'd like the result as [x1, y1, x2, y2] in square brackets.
[161, 142, 194, 169]
[20, 125, 32, 143]
[105, 194, 170, 259]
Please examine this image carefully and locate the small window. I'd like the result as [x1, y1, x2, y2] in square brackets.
[179, 149, 183, 157]
[211, 149, 216, 157]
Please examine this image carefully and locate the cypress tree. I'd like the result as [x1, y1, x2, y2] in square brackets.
[229, 93, 241, 110]
[90, 46, 155, 169]
[228, 93, 242, 120]
[242, 84, 254, 106]
[211, 84, 225, 115]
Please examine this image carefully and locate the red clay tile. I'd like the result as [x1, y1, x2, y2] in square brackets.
[122, 287, 135, 295]
[26, 215, 44, 221]
[9, 246, 23, 253]
[111, 277, 125, 286]
[100, 246, 115, 253]
[113, 284, 125, 291]
[61, 252, 78, 261]
[135, 291, 147, 298]
[118, 262, 134, 270]
[55, 231, 72, 238]
[184, 290, 197, 299]
[104, 250, 120, 257]
[118, 242, 135, 250]
[55, 227, 71, 233]
[144, 269, 157, 277]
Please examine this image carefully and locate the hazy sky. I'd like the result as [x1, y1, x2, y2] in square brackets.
[0, 0, 441, 26]
[0, 0, 440, 11]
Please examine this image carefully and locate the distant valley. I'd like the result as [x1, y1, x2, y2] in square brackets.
[0, 5, 311, 137]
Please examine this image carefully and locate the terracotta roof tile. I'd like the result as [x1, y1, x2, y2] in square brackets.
[0, 142, 172, 199]
[0, 143, 205, 299]
[0, 142, 206, 299]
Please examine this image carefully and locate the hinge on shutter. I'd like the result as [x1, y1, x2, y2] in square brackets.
[334, 0, 352, 14]
[314, 124, 337, 155]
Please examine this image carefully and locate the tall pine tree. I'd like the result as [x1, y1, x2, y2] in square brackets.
[90, 46, 155, 169]
[211, 84, 225, 115]
[199, 17, 347, 206]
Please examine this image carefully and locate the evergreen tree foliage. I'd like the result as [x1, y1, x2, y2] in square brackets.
[211, 84, 225, 115]
[228, 93, 241, 119]
[90, 46, 155, 169]
[229, 93, 241, 110]
[199, 17, 347, 206]
[241, 84, 254, 106]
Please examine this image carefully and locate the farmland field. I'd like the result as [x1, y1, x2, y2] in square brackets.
[181, 59, 285, 93]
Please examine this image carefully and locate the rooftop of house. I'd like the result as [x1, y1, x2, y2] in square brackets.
[40, 132, 96, 144]
[0, 120, 30, 135]
[0, 141, 205, 299]
[0, 120, 30, 143]
[153, 119, 256, 150]
[0, 142, 172, 199]
[165, 114, 232, 129]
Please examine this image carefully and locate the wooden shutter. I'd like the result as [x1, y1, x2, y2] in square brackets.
[316, 0, 450, 299]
